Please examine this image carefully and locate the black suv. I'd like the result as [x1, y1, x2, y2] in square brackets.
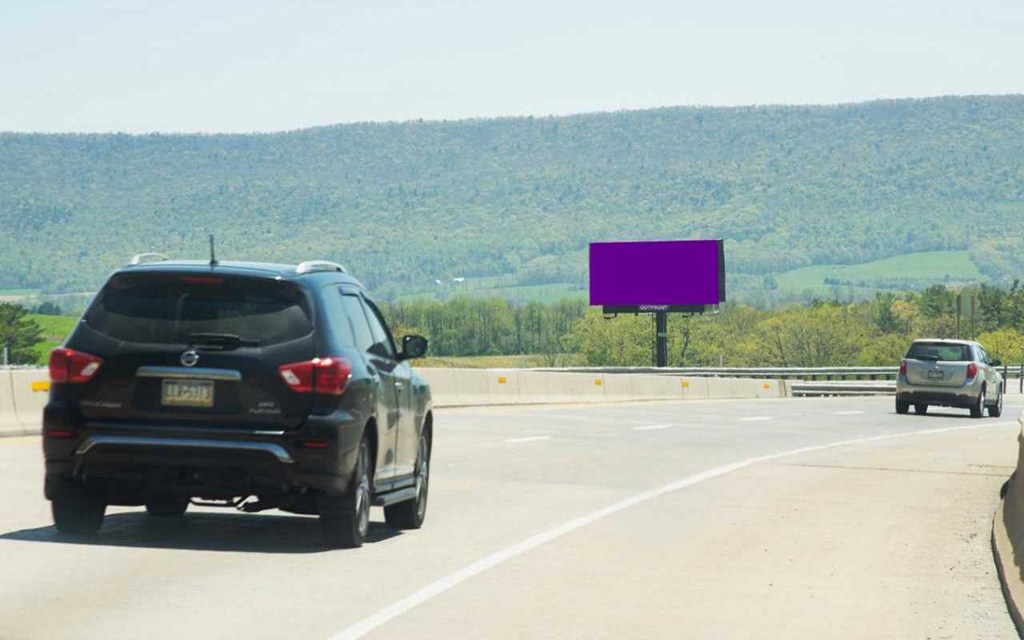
[43, 256, 432, 548]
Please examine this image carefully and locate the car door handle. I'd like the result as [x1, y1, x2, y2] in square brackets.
[394, 382, 403, 389]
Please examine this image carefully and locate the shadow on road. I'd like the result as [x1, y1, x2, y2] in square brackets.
[896, 410, 977, 419]
[0, 511, 402, 553]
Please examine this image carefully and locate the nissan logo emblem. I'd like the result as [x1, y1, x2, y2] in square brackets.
[181, 350, 200, 367]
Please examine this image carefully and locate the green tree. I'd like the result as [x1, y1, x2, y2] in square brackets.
[978, 328, 1024, 365]
[0, 304, 44, 365]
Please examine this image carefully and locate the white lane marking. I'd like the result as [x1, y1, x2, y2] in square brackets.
[633, 424, 674, 431]
[738, 416, 773, 422]
[329, 419, 1017, 640]
[503, 436, 551, 444]
[834, 411, 865, 416]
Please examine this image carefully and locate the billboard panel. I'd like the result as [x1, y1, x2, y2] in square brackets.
[589, 239, 725, 309]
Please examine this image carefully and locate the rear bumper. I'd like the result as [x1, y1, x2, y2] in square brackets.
[896, 375, 982, 408]
[43, 401, 366, 502]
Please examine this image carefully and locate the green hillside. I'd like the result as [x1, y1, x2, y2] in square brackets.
[2, 95, 1023, 301]
[773, 250, 984, 296]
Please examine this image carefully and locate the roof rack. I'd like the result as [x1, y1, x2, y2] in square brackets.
[128, 253, 169, 266]
[295, 260, 347, 275]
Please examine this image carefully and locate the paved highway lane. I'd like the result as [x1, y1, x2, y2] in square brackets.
[1, 396, 1020, 639]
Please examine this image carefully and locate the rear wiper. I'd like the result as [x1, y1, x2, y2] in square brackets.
[186, 333, 260, 348]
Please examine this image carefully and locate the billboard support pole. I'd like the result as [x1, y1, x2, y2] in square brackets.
[655, 311, 668, 367]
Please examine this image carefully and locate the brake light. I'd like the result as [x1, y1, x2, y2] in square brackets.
[966, 362, 978, 379]
[278, 357, 351, 396]
[49, 348, 104, 384]
[46, 429, 74, 439]
[899, 360, 907, 376]
[181, 276, 224, 285]
[299, 439, 329, 449]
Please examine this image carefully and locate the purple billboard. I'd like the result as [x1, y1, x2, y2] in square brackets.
[589, 239, 725, 309]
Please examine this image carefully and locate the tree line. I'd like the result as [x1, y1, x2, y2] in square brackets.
[384, 281, 1024, 367]
[3, 281, 1022, 367]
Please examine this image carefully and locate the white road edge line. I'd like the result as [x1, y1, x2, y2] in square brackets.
[503, 436, 552, 444]
[834, 411, 865, 416]
[633, 424, 674, 431]
[738, 416, 773, 422]
[330, 420, 1016, 640]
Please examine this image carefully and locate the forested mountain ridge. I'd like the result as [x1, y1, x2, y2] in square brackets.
[2, 94, 1023, 299]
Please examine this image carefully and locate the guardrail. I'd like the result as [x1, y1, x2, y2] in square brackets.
[791, 382, 896, 397]
[534, 364, 1024, 384]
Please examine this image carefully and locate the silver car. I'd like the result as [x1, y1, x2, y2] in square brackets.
[896, 339, 1004, 418]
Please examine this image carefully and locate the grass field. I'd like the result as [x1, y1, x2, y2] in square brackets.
[28, 314, 78, 363]
[397, 281, 586, 305]
[0, 289, 41, 299]
[774, 251, 983, 296]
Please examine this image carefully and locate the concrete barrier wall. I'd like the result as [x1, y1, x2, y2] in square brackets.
[0, 367, 790, 436]
[991, 411, 1024, 634]
[0, 371, 21, 437]
[12, 369, 49, 429]
[421, 369, 786, 408]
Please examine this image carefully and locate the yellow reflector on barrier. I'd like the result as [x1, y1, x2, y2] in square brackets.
[497, 376, 507, 384]
[594, 378, 602, 386]
[762, 383, 770, 390]
[32, 381, 51, 393]
[681, 380, 690, 388]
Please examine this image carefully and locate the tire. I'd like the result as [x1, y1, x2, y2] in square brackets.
[914, 403, 928, 415]
[970, 387, 986, 419]
[989, 388, 1003, 418]
[145, 495, 189, 517]
[321, 437, 372, 549]
[52, 493, 106, 536]
[385, 432, 430, 530]
[895, 398, 909, 415]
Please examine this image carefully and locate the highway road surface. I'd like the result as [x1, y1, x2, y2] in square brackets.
[1, 396, 1020, 639]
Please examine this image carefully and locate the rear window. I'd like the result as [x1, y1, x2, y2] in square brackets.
[906, 342, 972, 362]
[86, 274, 313, 346]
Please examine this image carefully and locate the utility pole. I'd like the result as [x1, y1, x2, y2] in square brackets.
[956, 293, 961, 339]
[655, 311, 668, 367]
[970, 292, 976, 340]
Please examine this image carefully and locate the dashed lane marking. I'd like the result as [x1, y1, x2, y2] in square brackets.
[503, 436, 552, 444]
[834, 411, 865, 416]
[633, 424, 674, 431]
[328, 420, 1017, 640]
[738, 416, 773, 422]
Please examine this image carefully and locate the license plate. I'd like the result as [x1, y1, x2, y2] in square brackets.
[927, 370, 944, 380]
[162, 379, 214, 408]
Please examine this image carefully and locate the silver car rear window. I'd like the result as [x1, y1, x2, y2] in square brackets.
[905, 342, 971, 362]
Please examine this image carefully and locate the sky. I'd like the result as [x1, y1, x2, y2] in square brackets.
[2, 0, 1022, 133]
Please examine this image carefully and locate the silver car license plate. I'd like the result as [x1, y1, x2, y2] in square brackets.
[926, 370, 944, 380]
[162, 379, 214, 408]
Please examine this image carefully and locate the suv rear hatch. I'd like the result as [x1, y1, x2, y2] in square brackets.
[66, 271, 316, 430]
[903, 342, 972, 387]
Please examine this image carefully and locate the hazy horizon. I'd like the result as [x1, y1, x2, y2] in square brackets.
[3, 92, 1022, 136]
[3, 0, 1022, 134]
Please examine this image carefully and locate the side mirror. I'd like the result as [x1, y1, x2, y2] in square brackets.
[993, 359, 1003, 367]
[398, 335, 428, 361]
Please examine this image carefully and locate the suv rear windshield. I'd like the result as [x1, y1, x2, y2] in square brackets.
[86, 274, 313, 346]
[906, 342, 972, 362]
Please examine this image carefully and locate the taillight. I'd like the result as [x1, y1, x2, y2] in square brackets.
[899, 360, 907, 376]
[278, 357, 351, 396]
[49, 348, 103, 384]
[966, 363, 978, 379]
